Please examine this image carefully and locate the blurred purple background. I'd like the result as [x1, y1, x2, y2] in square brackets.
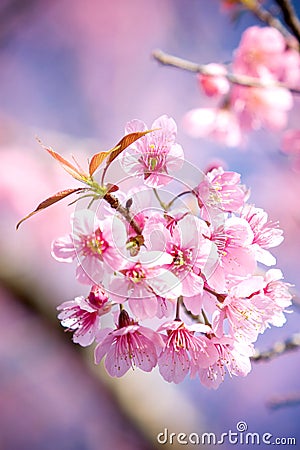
[1, 1, 300, 449]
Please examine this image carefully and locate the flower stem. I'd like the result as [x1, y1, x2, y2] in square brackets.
[175, 296, 183, 321]
[166, 190, 194, 210]
[204, 285, 227, 303]
[153, 188, 168, 210]
[201, 308, 211, 327]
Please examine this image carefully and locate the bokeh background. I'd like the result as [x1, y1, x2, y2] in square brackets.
[1, 0, 300, 449]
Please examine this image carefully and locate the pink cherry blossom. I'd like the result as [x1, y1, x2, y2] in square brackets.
[250, 269, 293, 329]
[109, 251, 181, 319]
[212, 270, 292, 342]
[57, 284, 112, 346]
[40, 110, 293, 388]
[121, 115, 184, 187]
[143, 214, 213, 297]
[94, 310, 163, 377]
[183, 107, 243, 147]
[157, 321, 218, 383]
[198, 336, 254, 389]
[197, 166, 246, 214]
[51, 209, 127, 284]
[197, 64, 230, 97]
[156, 296, 176, 319]
[207, 216, 256, 292]
[240, 204, 284, 265]
[212, 276, 266, 342]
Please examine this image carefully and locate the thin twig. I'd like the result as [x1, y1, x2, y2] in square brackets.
[166, 190, 194, 210]
[182, 302, 204, 323]
[246, 2, 296, 44]
[152, 49, 300, 95]
[252, 332, 300, 362]
[273, 0, 300, 43]
[267, 392, 300, 410]
[153, 188, 167, 210]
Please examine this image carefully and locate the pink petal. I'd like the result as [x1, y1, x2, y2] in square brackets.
[51, 235, 76, 262]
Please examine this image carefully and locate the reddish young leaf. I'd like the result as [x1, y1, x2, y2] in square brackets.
[37, 139, 88, 182]
[106, 183, 119, 193]
[107, 130, 154, 166]
[101, 129, 155, 183]
[89, 145, 120, 177]
[16, 188, 84, 229]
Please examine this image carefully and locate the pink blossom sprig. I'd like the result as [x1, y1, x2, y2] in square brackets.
[17, 115, 293, 389]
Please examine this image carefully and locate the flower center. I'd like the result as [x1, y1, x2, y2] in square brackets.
[123, 263, 146, 283]
[81, 228, 108, 257]
[170, 244, 192, 270]
[141, 143, 168, 177]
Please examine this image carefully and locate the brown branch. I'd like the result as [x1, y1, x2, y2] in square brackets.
[152, 49, 300, 94]
[274, 0, 300, 43]
[267, 392, 300, 410]
[182, 302, 204, 323]
[252, 332, 300, 362]
[104, 192, 143, 235]
[246, 2, 296, 44]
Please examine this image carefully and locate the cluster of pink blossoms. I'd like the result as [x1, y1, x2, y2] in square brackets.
[53, 115, 292, 388]
[184, 25, 300, 147]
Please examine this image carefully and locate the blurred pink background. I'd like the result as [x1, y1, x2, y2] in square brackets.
[1, 1, 299, 449]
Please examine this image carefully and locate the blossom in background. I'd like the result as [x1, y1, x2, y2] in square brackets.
[94, 310, 163, 377]
[232, 85, 293, 131]
[281, 128, 300, 171]
[121, 115, 184, 187]
[197, 64, 230, 97]
[233, 26, 287, 79]
[183, 107, 243, 147]
[57, 284, 112, 346]
[52, 209, 127, 284]
[233, 25, 300, 87]
[185, 25, 300, 147]
[231, 26, 297, 132]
